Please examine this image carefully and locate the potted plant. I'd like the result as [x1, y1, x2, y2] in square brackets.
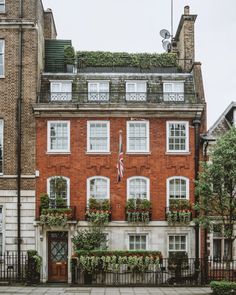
[126, 198, 151, 223]
[167, 199, 191, 225]
[64, 45, 75, 73]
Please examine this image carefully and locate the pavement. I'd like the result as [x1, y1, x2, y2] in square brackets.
[0, 286, 212, 295]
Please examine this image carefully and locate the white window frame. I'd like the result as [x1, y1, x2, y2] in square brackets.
[50, 80, 72, 101]
[127, 121, 150, 153]
[166, 176, 189, 207]
[127, 177, 150, 200]
[126, 81, 147, 101]
[87, 121, 110, 153]
[88, 81, 109, 101]
[0, 40, 5, 78]
[0, 0, 5, 13]
[87, 176, 110, 203]
[128, 234, 148, 250]
[0, 120, 3, 175]
[168, 234, 187, 255]
[212, 224, 233, 261]
[47, 176, 70, 207]
[47, 121, 70, 153]
[163, 81, 184, 102]
[166, 121, 189, 153]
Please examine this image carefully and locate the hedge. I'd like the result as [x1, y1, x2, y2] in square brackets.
[210, 281, 236, 295]
[77, 51, 177, 68]
[75, 250, 162, 258]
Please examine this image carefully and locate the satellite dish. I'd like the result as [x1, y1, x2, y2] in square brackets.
[162, 40, 171, 52]
[160, 29, 171, 39]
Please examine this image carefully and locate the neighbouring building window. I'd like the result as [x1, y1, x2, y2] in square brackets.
[126, 81, 147, 101]
[0, 0, 5, 13]
[48, 176, 69, 208]
[47, 121, 70, 152]
[167, 177, 189, 202]
[0, 120, 3, 174]
[167, 121, 189, 152]
[0, 207, 3, 255]
[163, 81, 184, 102]
[127, 121, 149, 152]
[87, 177, 109, 200]
[129, 234, 147, 250]
[50, 81, 72, 101]
[0, 40, 4, 77]
[87, 121, 110, 152]
[168, 235, 187, 256]
[127, 177, 149, 199]
[212, 224, 232, 261]
[88, 81, 109, 101]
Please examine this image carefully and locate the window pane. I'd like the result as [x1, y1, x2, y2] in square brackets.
[169, 178, 187, 199]
[49, 122, 69, 151]
[129, 235, 147, 250]
[213, 239, 222, 260]
[88, 82, 109, 101]
[169, 235, 186, 252]
[129, 178, 147, 199]
[49, 177, 68, 207]
[89, 122, 108, 152]
[90, 178, 108, 199]
[128, 122, 148, 152]
[168, 123, 187, 151]
[0, 40, 4, 76]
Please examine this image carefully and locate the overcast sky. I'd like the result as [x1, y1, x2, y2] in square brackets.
[42, 0, 236, 129]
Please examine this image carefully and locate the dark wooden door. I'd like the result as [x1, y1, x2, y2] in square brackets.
[48, 231, 68, 282]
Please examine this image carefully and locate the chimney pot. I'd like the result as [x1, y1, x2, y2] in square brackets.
[184, 6, 190, 15]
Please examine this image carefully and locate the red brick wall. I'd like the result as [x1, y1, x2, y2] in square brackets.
[36, 117, 196, 221]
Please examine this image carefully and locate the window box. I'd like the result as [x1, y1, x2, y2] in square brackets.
[166, 199, 192, 225]
[126, 198, 151, 223]
[85, 198, 111, 225]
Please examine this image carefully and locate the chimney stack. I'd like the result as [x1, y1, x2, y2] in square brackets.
[184, 6, 190, 15]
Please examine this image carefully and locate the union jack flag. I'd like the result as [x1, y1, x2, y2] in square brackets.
[117, 131, 124, 182]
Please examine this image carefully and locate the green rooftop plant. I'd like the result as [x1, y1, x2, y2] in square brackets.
[64, 45, 76, 65]
[77, 51, 177, 68]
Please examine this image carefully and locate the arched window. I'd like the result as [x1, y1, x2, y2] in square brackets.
[47, 176, 70, 207]
[167, 177, 189, 206]
[127, 177, 150, 200]
[87, 177, 110, 200]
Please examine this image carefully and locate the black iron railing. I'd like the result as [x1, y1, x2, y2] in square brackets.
[71, 257, 236, 286]
[37, 92, 199, 104]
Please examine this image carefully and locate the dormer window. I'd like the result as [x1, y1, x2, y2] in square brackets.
[126, 81, 147, 101]
[88, 81, 109, 101]
[163, 81, 184, 102]
[50, 81, 72, 101]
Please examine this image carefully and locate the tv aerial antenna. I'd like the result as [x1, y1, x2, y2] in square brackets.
[160, 0, 173, 52]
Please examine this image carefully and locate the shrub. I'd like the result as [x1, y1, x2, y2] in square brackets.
[40, 193, 49, 209]
[210, 281, 236, 295]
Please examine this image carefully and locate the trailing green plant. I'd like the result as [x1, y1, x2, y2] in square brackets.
[40, 208, 72, 227]
[72, 227, 107, 251]
[64, 45, 76, 65]
[77, 51, 177, 69]
[86, 198, 111, 225]
[166, 211, 191, 225]
[56, 195, 67, 208]
[27, 250, 42, 273]
[73, 250, 162, 274]
[210, 281, 236, 295]
[40, 193, 49, 209]
[168, 252, 189, 271]
[126, 198, 151, 223]
[169, 199, 191, 210]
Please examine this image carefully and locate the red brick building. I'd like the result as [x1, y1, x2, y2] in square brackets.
[34, 6, 206, 283]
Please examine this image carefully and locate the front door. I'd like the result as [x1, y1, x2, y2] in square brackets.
[48, 231, 68, 282]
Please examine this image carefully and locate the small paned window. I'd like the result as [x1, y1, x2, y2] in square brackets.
[88, 177, 109, 200]
[87, 121, 110, 152]
[50, 81, 72, 101]
[168, 235, 187, 255]
[129, 234, 147, 250]
[167, 121, 189, 152]
[168, 177, 188, 200]
[128, 177, 149, 199]
[126, 81, 147, 101]
[0, 0, 5, 13]
[48, 177, 69, 208]
[88, 82, 109, 101]
[127, 121, 149, 152]
[163, 81, 184, 102]
[48, 121, 70, 153]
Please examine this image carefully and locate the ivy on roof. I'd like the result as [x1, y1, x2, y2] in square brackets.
[77, 51, 177, 68]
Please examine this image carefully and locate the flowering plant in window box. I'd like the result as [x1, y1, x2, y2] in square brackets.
[167, 199, 192, 225]
[126, 198, 151, 223]
[85, 198, 111, 226]
[39, 193, 73, 227]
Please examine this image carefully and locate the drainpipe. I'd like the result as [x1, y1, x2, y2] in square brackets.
[17, 0, 23, 281]
[193, 118, 201, 262]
